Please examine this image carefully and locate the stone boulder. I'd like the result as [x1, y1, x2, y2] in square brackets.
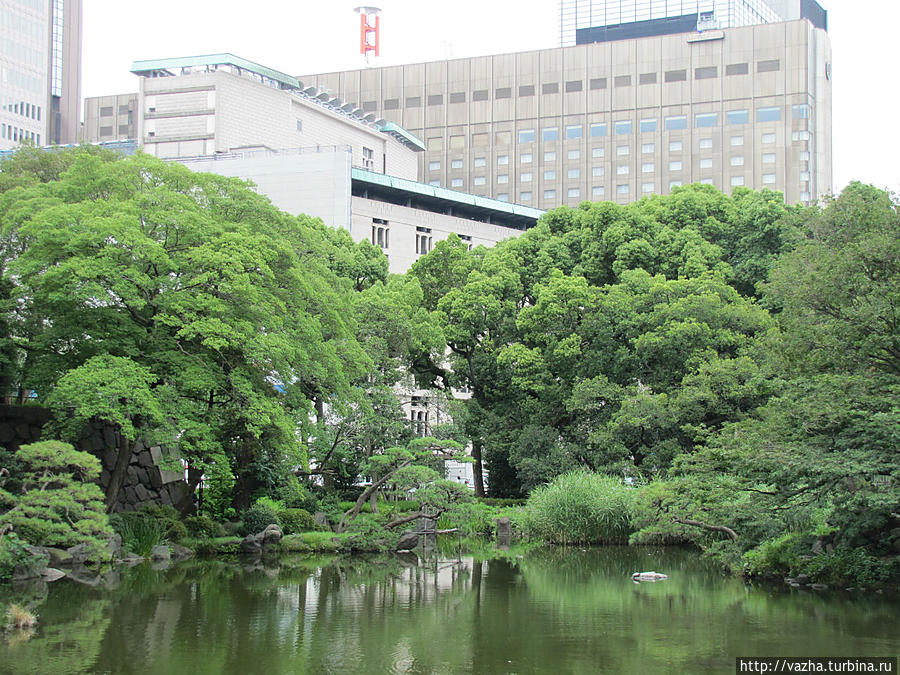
[241, 524, 283, 555]
[150, 545, 171, 561]
[12, 545, 49, 581]
[240, 533, 262, 555]
[396, 532, 419, 552]
[45, 547, 73, 567]
[170, 544, 194, 561]
[42, 567, 66, 582]
[261, 524, 283, 546]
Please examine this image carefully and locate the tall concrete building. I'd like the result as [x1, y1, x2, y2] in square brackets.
[0, 0, 82, 150]
[299, 7, 831, 210]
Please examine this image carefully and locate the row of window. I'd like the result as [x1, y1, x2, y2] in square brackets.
[364, 60, 785, 110]
[0, 65, 43, 95]
[0, 6, 47, 41]
[1, 98, 40, 120]
[371, 223, 473, 254]
[1, 123, 39, 144]
[0, 35, 44, 69]
[99, 104, 134, 117]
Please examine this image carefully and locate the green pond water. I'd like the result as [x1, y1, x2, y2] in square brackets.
[1, 546, 897, 674]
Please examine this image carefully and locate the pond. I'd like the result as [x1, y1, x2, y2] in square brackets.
[1, 546, 897, 674]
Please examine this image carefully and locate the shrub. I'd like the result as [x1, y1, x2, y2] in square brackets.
[278, 508, 315, 535]
[520, 470, 635, 545]
[0, 532, 30, 581]
[114, 514, 166, 557]
[477, 497, 527, 507]
[240, 503, 280, 536]
[184, 515, 220, 539]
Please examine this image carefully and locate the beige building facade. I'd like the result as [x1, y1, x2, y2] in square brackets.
[300, 17, 831, 209]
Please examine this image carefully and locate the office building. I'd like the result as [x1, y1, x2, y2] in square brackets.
[0, 0, 82, 150]
[299, 9, 831, 209]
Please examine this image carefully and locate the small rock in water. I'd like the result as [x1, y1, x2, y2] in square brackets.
[810, 583, 828, 591]
[632, 571, 668, 581]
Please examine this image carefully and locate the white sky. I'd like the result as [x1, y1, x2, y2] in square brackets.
[82, 0, 899, 196]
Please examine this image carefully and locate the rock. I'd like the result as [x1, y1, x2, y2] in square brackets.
[12, 546, 49, 580]
[810, 583, 828, 591]
[150, 545, 171, 561]
[496, 516, 511, 537]
[150, 558, 171, 571]
[261, 524, 283, 546]
[67, 542, 94, 565]
[812, 539, 824, 555]
[43, 567, 66, 581]
[67, 564, 102, 586]
[123, 552, 144, 565]
[796, 574, 811, 585]
[170, 544, 194, 561]
[240, 533, 263, 554]
[45, 547, 73, 567]
[632, 571, 668, 581]
[784, 577, 796, 585]
[135, 483, 153, 503]
[789, 582, 801, 588]
[313, 512, 330, 528]
[139, 450, 155, 468]
[396, 532, 419, 551]
[108, 534, 122, 560]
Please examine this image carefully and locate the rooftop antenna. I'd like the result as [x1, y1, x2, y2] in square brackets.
[354, 6, 381, 67]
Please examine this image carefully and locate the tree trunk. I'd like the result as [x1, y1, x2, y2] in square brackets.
[105, 432, 133, 513]
[673, 516, 738, 541]
[472, 438, 486, 498]
[337, 459, 412, 532]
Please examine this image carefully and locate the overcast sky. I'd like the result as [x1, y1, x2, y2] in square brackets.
[82, 0, 898, 196]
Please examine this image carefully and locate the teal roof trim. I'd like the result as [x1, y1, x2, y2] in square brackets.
[351, 168, 545, 220]
[130, 54, 301, 90]
[380, 122, 425, 152]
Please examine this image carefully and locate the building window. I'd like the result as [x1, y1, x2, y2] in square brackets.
[731, 135, 744, 146]
[474, 156, 486, 167]
[615, 145, 629, 157]
[362, 101, 378, 112]
[497, 193, 509, 201]
[449, 92, 466, 104]
[568, 187, 581, 198]
[642, 162, 654, 173]
[429, 180, 440, 187]
[406, 96, 421, 107]
[568, 168, 580, 179]
[639, 72, 657, 85]
[544, 151, 557, 162]
[590, 123, 608, 137]
[800, 151, 810, 161]
[669, 181, 683, 189]
[371, 219, 389, 249]
[727, 109, 749, 125]
[592, 167, 605, 177]
[519, 85, 535, 97]
[793, 104, 810, 119]
[762, 133, 776, 144]
[296, 119, 303, 132]
[100, 106, 113, 117]
[700, 158, 713, 169]
[427, 94, 443, 106]
[521, 153, 533, 164]
[496, 128, 511, 144]
[565, 125, 582, 139]
[498, 174, 509, 184]
[565, 80, 583, 93]
[362, 147, 375, 170]
[544, 189, 556, 199]
[450, 135, 465, 150]
[427, 137, 443, 151]
[429, 161, 440, 171]
[616, 184, 630, 195]
[726, 63, 749, 76]
[472, 133, 489, 147]
[800, 192, 811, 202]
[451, 159, 463, 169]
[617, 165, 629, 175]
[640, 118, 657, 133]
[592, 186, 605, 197]
[592, 147, 605, 158]
[669, 160, 682, 171]
[519, 129, 535, 143]
[731, 156, 745, 166]
[762, 153, 776, 164]
[695, 113, 718, 128]
[542, 82, 559, 95]
[695, 66, 718, 79]
[642, 143, 654, 154]
[642, 183, 655, 193]
[451, 178, 463, 187]
[614, 75, 631, 87]
[498, 155, 509, 165]
[472, 89, 489, 102]
[669, 140, 683, 152]
[544, 170, 557, 180]
[474, 176, 486, 185]
[568, 149, 580, 160]
[757, 106, 781, 122]
[762, 173, 776, 184]
[589, 78, 607, 90]
[615, 120, 632, 135]
[665, 115, 687, 130]
[664, 69, 687, 82]
[731, 176, 745, 187]
[700, 178, 713, 185]
[699, 138, 713, 149]
[542, 127, 559, 142]
[496, 87, 512, 99]
[757, 59, 781, 73]
[792, 130, 811, 141]
[521, 172, 533, 182]
[521, 191, 532, 201]
[416, 227, 433, 255]
[384, 98, 400, 110]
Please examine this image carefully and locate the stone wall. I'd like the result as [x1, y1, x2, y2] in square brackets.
[0, 405, 194, 514]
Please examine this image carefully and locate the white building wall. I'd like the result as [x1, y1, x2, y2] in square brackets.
[0, 0, 50, 149]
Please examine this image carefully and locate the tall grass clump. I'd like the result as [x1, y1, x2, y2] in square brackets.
[115, 515, 166, 557]
[521, 470, 635, 545]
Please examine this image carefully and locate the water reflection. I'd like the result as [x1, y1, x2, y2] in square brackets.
[1, 547, 897, 674]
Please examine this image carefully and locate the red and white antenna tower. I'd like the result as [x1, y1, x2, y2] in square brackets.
[354, 6, 381, 66]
